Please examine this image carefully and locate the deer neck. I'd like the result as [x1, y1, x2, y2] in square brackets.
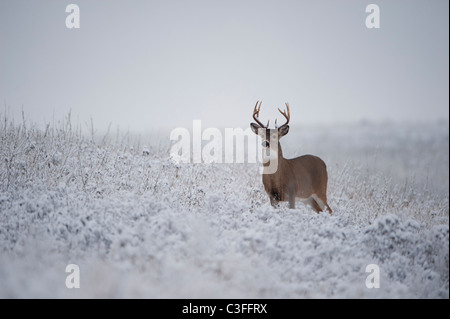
[262, 142, 285, 172]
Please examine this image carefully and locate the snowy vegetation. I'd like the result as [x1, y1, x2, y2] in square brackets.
[0, 113, 448, 298]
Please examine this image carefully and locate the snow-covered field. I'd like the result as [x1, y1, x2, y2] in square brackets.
[0, 116, 448, 298]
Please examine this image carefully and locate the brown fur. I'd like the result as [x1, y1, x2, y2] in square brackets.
[261, 142, 332, 213]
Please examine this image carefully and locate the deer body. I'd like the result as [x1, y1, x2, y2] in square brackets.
[251, 101, 332, 213]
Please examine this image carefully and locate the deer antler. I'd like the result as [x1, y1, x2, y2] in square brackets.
[277, 102, 290, 128]
[253, 101, 267, 128]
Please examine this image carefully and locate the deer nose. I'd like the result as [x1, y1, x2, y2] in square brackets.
[262, 141, 269, 148]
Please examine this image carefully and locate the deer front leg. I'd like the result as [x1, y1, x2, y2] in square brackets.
[269, 191, 281, 207]
[270, 196, 279, 207]
[288, 193, 296, 209]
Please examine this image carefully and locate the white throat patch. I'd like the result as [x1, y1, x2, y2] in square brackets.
[262, 146, 278, 162]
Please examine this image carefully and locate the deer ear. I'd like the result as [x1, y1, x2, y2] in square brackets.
[250, 123, 261, 135]
[278, 125, 289, 136]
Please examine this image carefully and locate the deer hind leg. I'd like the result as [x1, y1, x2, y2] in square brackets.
[288, 194, 296, 209]
[303, 197, 322, 213]
[312, 194, 332, 215]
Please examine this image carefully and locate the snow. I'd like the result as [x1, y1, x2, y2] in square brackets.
[0, 118, 448, 298]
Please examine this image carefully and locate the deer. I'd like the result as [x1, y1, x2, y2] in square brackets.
[250, 101, 332, 214]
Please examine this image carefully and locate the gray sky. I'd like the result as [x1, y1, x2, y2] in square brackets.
[0, 0, 448, 132]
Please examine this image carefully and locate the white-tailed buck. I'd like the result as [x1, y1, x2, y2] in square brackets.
[250, 101, 332, 214]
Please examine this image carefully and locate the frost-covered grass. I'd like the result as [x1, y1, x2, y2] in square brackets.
[0, 114, 448, 298]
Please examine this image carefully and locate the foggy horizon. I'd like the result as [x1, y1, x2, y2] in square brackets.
[1, 0, 449, 133]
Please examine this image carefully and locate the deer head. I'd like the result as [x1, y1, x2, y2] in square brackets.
[250, 101, 290, 150]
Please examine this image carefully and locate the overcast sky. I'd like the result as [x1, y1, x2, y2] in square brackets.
[0, 0, 448, 132]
